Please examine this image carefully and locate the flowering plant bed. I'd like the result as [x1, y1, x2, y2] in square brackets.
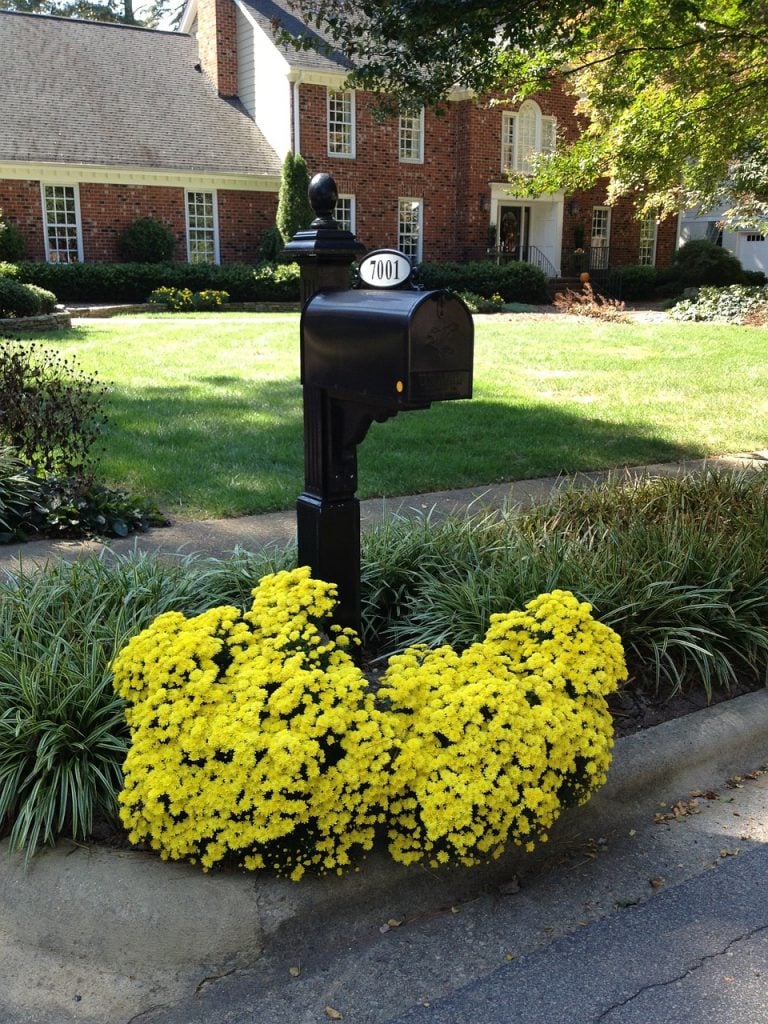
[112, 568, 627, 879]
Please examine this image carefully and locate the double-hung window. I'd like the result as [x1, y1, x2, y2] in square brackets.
[41, 184, 82, 263]
[327, 89, 355, 158]
[399, 109, 424, 163]
[501, 102, 556, 175]
[639, 217, 658, 265]
[186, 190, 219, 264]
[335, 194, 355, 233]
[398, 198, 423, 262]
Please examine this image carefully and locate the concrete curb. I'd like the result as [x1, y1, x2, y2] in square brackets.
[3, 690, 767, 978]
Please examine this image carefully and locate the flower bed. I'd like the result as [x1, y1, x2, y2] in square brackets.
[112, 567, 628, 880]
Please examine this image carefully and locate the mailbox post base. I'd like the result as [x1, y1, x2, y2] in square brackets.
[296, 493, 361, 639]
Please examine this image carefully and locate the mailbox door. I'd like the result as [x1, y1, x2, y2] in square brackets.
[407, 292, 474, 403]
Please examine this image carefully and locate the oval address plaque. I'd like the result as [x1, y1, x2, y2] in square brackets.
[358, 249, 413, 289]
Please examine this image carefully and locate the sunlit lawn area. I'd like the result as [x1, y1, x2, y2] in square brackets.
[23, 312, 768, 519]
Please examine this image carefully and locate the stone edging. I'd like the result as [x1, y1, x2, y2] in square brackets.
[0, 311, 71, 331]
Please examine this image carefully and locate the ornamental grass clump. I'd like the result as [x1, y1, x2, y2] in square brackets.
[112, 567, 393, 879]
[380, 590, 627, 868]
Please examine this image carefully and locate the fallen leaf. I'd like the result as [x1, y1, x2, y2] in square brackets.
[628, 829, 637, 837]
[451, 906, 460, 914]
[498, 877, 520, 896]
[650, 877, 665, 889]
[720, 848, 739, 858]
[289, 966, 301, 978]
[504, 953, 516, 961]
[387, 918, 404, 928]
[325, 1007, 343, 1021]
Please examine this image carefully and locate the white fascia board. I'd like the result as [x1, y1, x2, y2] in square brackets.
[180, 0, 198, 34]
[0, 161, 279, 193]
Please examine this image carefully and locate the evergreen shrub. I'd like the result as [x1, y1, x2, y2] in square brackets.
[415, 260, 549, 303]
[118, 217, 176, 263]
[14, 260, 300, 304]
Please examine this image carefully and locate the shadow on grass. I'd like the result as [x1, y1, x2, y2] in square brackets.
[100, 377, 706, 516]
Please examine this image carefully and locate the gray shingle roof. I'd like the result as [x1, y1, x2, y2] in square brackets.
[240, 0, 352, 75]
[0, 11, 282, 177]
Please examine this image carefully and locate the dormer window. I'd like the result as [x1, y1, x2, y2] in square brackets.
[501, 101, 556, 175]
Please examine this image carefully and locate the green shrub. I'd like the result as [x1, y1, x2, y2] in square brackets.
[458, 290, 505, 313]
[0, 338, 108, 479]
[0, 277, 44, 318]
[259, 225, 285, 261]
[0, 211, 25, 262]
[669, 284, 768, 323]
[671, 239, 746, 288]
[0, 446, 41, 540]
[613, 264, 659, 300]
[14, 260, 300, 304]
[415, 260, 549, 303]
[0, 261, 19, 279]
[24, 283, 57, 314]
[118, 217, 176, 264]
[276, 152, 313, 243]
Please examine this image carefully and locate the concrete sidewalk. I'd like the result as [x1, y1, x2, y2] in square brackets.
[1, 451, 765, 574]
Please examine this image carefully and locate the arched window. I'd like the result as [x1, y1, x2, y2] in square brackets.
[501, 101, 556, 175]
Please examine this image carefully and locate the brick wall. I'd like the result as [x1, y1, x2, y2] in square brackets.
[196, 0, 238, 98]
[0, 179, 46, 260]
[296, 79, 677, 271]
[0, 179, 277, 264]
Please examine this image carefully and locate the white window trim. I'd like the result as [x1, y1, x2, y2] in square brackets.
[501, 102, 556, 176]
[398, 197, 423, 263]
[399, 108, 425, 164]
[327, 88, 356, 159]
[335, 193, 356, 233]
[185, 189, 220, 265]
[639, 217, 658, 265]
[40, 182, 84, 263]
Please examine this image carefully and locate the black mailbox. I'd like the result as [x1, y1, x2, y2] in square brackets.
[301, 287, 473, 406]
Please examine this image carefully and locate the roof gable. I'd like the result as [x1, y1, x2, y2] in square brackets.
[0, 11, 281, 178]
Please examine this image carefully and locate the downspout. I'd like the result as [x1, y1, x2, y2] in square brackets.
[292, 72, 303, 155]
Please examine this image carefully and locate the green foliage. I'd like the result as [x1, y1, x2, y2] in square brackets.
[415, 260, 549, 303]
[0, 262, 19, 279]
[0, 275, 55, 319]
[276, 152, 314, 244]
[0, 210, 25, 262]
[118, 217, 176, 264]
[0, 446, 41, 539]
[0, 338, 108, 479]
[669, 285, 768, 324]
[0, 0, 143, 24]
[148, 286, 229, 311]
[360, 471, 768, 702]
[671, 240, 746, 289]
[613, 264, 660, 301]
[14, 260, 300, 304]
[1, 471, 766, 857]
[259, 226, 285, 262]
[457, 290, 505, 313]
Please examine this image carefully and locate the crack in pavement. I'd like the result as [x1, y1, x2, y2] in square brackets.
[596, 924, 768, 1022]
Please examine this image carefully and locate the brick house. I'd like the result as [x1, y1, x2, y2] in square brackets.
[0, 0, 678, 276]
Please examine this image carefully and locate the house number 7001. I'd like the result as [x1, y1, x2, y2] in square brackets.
[358, 249, 413, 289]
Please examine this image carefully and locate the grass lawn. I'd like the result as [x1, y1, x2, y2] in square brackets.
[18, 311, 768, 519]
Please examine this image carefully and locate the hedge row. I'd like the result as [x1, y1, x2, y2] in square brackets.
[13, 261, 301, 304]
[611, 240, 768, 300]
[415, 260, 550, 303]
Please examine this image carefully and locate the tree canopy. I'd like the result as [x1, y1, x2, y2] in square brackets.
[282, 0, 768, 225]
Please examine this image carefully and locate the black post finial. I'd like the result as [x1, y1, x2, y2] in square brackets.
[308, 172, 339, 227]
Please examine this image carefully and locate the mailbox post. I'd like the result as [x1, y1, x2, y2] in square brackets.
[286, 173, 473, 639]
